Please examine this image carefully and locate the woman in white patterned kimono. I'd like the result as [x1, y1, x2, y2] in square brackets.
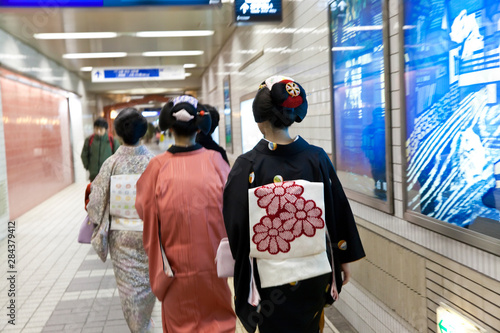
[87, 108, 156, 332]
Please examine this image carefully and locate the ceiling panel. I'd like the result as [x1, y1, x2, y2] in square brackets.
[0, 3, 236, 94]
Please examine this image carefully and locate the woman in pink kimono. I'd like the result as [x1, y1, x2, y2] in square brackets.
[136, 96, 236, 333]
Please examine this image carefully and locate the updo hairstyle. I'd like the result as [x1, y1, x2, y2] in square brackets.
[252, 76, 308, 128]
[113, 108, 148, 145]
[158, 95, 211, 136]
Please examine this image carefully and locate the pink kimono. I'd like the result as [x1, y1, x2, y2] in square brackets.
[136, 147, 236, 333]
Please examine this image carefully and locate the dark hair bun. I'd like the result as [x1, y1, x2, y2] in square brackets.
[158, 96, 211, 136]
[114, 108, 147, 145]
[252, 76, 308, 128]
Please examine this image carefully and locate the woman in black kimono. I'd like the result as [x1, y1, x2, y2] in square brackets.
[223, 76, 365, 333]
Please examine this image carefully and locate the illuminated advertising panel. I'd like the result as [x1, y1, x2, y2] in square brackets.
[404, 0, 500, 238]
[330, 0, 388, 201]
[223, 77, 234, 154]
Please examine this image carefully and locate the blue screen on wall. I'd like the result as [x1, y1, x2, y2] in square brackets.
[404, 0, 500, 237]
[330, 0, 388, 201]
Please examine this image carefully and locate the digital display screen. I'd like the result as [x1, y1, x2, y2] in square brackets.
[330, 0, 388, 201]
[223, 77, 233, 154]
[234, 0, 282, 23]
[0, 0, 218, 7]
[404, 0, 500, 238]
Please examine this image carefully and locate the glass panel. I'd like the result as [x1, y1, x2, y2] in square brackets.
[404, 0, 500, 238]
[240, 98, 261, 153]
[330, 0, 388, 200]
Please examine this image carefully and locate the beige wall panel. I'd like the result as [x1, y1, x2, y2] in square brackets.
[352, 227, 427, 332]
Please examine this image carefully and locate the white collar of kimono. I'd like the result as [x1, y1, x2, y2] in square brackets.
[264, 135, 300, 144]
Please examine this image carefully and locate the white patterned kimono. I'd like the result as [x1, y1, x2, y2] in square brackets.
[87, 145, 156, 333]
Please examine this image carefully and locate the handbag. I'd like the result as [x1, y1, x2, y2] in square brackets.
[215, 237, 235, 278]
[78, 215, 94, 244]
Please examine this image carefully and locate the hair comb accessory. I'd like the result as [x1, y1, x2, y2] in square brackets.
[281, 80, 303, 108]
[172, 109, 194, 122]
[172, 95, 198, 108]
[264, 75, 294, 90]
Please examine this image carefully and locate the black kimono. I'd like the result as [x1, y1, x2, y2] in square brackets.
[223, 137, 365, 333]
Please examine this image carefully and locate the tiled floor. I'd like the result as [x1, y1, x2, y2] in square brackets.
[0, 144, 355, 333]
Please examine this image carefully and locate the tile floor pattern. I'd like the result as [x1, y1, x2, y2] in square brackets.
[0, 181, 354, 332]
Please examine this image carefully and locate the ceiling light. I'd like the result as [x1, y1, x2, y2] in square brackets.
[136, 30, 214, 38]
[63, 52, 127, 59]
[183, 63, 197, 68]
[110, 110, 118, 119]
[142, 51, 204, 57]
[34, 32, 118, 39]
[80, 67, 93, 72]
[142, 111, 160, 117]
[185, 73, 192, 77]
[0, 54, 27, 59]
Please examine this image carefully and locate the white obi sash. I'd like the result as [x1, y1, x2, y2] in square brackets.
[110, 174, 143, 231]
[248, 179, 331, 288]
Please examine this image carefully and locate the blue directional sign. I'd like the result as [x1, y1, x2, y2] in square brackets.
[92, 66, 185, 82]
[235, 0, 282, 23]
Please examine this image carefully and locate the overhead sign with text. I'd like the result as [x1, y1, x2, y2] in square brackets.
[235, 0, 282, 23]
[91, 66, 185, 82]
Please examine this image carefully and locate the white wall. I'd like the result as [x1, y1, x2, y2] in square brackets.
[201, 0, 333, 160]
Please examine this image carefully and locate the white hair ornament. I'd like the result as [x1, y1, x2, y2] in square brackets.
[172, 109, 194, 122]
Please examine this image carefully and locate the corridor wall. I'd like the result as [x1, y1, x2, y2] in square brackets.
[1, 68, 73, 219]
[201, 0, 500, 332]
[0, 27, 91, 238]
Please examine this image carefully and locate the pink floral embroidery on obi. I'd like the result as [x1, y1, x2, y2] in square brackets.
[252, 181, 325, 255]
[254, 181, 304, 215]
[280, 198, 324, 237]
[253, 216, 294, 254]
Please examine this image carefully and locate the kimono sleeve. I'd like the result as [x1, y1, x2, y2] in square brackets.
[136, 158, 172, 300]
[87, 157, 114, 226]
[213, 150, 230, 186]
[223, 156, 252, 260]
[223, 156, 259, 333]
[322, 152, 365, 264]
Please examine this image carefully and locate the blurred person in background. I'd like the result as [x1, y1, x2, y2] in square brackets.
[81, 117, 120, 181]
